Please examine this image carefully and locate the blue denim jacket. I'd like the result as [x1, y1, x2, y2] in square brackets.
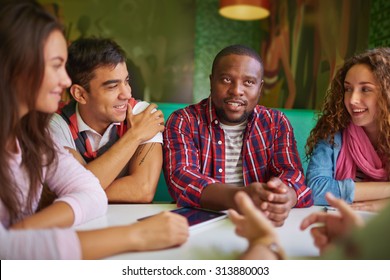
[305, 131, 355, 205]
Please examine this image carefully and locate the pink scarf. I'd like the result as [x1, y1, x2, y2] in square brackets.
[335, 123, 387, 181]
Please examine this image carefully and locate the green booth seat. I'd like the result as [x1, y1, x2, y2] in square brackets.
[152, 102, 318, 203]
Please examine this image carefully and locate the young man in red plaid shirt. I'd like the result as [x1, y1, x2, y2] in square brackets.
[163, 45, 313, 226]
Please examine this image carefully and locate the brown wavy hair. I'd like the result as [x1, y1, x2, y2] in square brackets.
[0, 1, 62, 224]
[305, 47, 390, 178]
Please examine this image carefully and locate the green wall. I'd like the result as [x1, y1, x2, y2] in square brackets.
[369, 0, 390, 48]
[40, 0, 196, 103]
[193, 0, 261, 103]
[39, 0, 261, 104]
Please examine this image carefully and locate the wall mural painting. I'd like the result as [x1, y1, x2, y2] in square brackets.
[260, 0, 371, 110]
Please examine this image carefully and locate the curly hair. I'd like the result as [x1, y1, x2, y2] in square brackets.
[305, 47, 390, 177]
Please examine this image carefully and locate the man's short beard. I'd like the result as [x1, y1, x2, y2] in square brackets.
[215, 107, 250, 124]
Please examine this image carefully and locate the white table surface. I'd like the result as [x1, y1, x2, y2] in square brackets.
[75, 204, 339, 260]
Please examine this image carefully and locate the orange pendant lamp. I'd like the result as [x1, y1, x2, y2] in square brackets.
[219, 0, 270, 21]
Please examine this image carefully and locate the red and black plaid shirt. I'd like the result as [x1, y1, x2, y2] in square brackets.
[163, 97, 313, 208]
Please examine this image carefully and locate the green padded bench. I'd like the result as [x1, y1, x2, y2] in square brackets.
[152, 102, 318, 202]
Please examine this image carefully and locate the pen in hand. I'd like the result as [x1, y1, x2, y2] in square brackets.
[322, 206, 337, 213]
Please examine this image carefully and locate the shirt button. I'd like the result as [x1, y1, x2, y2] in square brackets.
[218, 140, 222, 145]
[214, 120, 218, 124]
[218, 168, 223, 173]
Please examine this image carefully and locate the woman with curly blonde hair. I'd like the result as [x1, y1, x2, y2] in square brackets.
[305, 47, 390, 211]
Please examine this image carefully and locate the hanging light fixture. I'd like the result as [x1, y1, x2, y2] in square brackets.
[219, 0, 270, 21]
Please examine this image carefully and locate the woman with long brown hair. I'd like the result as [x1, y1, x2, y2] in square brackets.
[0, 0, 188, 259]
